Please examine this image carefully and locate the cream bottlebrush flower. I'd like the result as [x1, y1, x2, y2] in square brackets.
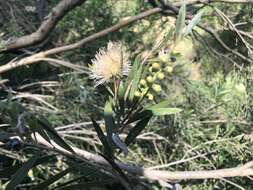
[89, 41, 130, 86]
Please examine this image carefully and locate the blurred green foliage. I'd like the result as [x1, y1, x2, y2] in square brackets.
[1, 0, 253, 189]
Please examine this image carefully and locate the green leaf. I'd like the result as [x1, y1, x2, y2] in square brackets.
[99, 153, 131, 186]
[118, 81, 125, 100]
[56, 180, 111, 190]
[125, 115, 151, 146]
[145, 100, 172, 110]
[5, 154, 39, 190]
[128, 59, 143, 101]
[0, 164, 22, 178]
[126, 110, 153, 124]
[37, 116, 74, 153]
[175, 0, 186, 40]
[91, 119, 112, 157]
[185, 10, 203, 35]
[111, 133, 128, 156]
[104, 100, 115, 140]
[30, 118, 51, 144]
[31, 164, 81, 190]
[146, 108, 182, 116]
[0, 155, 54, 179]
[118, 81, 125, 114]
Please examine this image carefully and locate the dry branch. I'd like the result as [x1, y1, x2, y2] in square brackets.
[34, 133, 253, 181]
[0, 0, 252, 73]
[0, 8, 162, 74]
[0, 0, 86, 51]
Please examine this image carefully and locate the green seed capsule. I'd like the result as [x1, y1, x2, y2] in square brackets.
[152, 84, 162, 92]
[147, 93, 154, 100]
[166, 66, 173, 73]
[134, 91, 142, 97]
[146, 76, 154, 83]
[157, 72, 165, 80]
[152, 62, 160, 68]
[139, 79, 147, 87]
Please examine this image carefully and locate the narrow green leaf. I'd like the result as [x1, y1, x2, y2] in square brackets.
[127, 58, 139, 84]
[91, 119, 112, 157]
[146, 108, 182, 116]
[185, 10, 203, 35]
[6, 154, 39, 190]
[175, 0, 186, 40]
[118, 81, 125, 100]
[126, 110, 152, 124]
[0, 164, 22, 178]
[111, 133, 128, 156]
[37, 116, 74, 153]
[30, 118, 51, 144]
[56, 180, 112, 190]
[128, 59, 143, 101]
[0, 155, 54, 179]
[99, 153, 131, 186]
[125, 116, 151, 146]
[104, 100, 115, 140]
[31, 167, 74, 190]
[145, 100, 172, 110]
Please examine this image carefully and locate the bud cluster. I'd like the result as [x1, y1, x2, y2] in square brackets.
[134, 50, 177, 101]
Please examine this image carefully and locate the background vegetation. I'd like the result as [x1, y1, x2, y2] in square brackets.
[0, 0, 253, 189]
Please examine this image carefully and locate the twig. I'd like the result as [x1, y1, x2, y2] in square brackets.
[0, 0, 86, 51]
[33, 133, 253, 181]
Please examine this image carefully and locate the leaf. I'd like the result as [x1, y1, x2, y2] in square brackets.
[126, 110, 153, 124]
[118, 81, 125, 100]
[175, 0, 186, 40]
[37, 116, 74, 153]
[5, 154, 39, 190]
[29, 118, 51, 144]
[91, 119, 112, 157]
[146, 108, 182, 116]
[111, 133, 128, 156]
[145, 101, 182, 116]
[184, 10, 203, 35]
[99, 153, 131, 187]
[0, 164, 22, 178]
[128, 59, 143, 101]
[118, 81, 125, 114]
[125, 115, 151, 146]
[145, 100, 172, 110]
[31, 165, 77, 190]
[0, 155, 54, 179]
[56, 180, 111, 190]
[104, 100, 115, 140]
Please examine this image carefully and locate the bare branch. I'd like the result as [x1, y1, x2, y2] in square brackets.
[33, 133, 253, 181]
[0, 8, 162, 74]
[0, 0, 253, 73]
[0, 0, 86, 51]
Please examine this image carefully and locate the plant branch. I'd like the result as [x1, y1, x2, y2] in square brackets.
[33, 133, 253, 182]
[0, 0, 253, 73]
[0, 0, 86, 51]
[0, 8, 162, 74]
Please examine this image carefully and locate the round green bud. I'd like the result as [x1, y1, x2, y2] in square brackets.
[152, 62, 160, 69]
[147, 93, 154, 101]
[140, 79, 147, 86]
[152, 84, 162, 92]
[148, 66, 153, 73]
[157, 72, 165, 80]
[146, 76, 154, 83]
[166, 66, 174, 73]
[134, 91, 142, 97]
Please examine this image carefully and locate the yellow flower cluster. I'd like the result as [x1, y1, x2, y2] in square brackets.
[134, 50, 176, 101]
